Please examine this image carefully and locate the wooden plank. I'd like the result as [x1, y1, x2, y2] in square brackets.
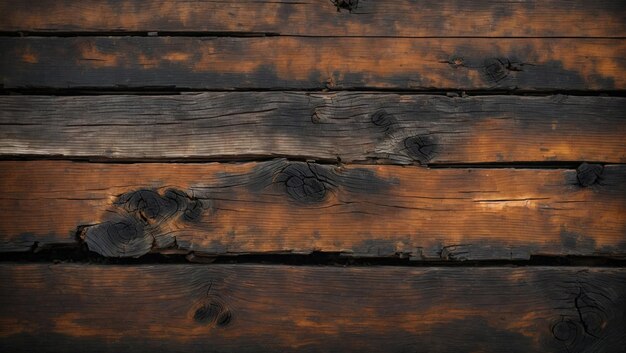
[1, 93, 624, 164]
[2, 37, 625, 90]
[0, 0, 624, 37]
[0, 264, 624, 352]
[1, 160, 624, 259]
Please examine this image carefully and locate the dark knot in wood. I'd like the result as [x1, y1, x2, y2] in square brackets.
[311, 111, 322, 124]
[194, 301, 232, 327]
[80, 217, 151, 258]
[331, 0, 358, 12]
[81, 188, 210, 257]
[370, 109, 396, 128]
[483, 58, 509, 83]
[275, 163, 328, 203]
[116, 188, 209, 223]
[404, 135, 438, 164]
[576, 163, 603, 187]
[551, 319, 578, 342]
[482, 57, 524, 84]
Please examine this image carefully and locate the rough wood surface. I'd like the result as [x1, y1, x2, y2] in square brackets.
[0, 264, 624, 353]
[2, 37, 624, 90]
[1, 0, 624, 37]
[1, 160, 624, 259]
[1, 93, 625, 164]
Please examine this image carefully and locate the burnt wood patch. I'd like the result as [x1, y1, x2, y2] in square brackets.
[1, 37, 624, 90]
[0, 1, 625, 352]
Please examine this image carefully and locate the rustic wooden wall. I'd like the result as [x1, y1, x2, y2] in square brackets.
[0, 1, 624, 352]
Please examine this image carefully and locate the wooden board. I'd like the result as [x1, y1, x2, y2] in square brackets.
[1, 93, 624, 164]
[1, 0, 624, 37]
[1, 160, 624, 259]
[0, 264, 624, 353]
[2, 37, 625, 90]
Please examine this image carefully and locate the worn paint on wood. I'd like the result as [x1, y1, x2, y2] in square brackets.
[2, 37, 625, 90]
[1, 0, 624, 37]
[1, 93, 624, 164]
[0, 264, 624, 353]
[1, 160, 624, 258]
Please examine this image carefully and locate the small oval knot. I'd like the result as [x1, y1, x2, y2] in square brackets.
[404, 135, 438, 164]
[552, 319, 578, 342]
[194, 301, 232, 327]
[483, 58, 509, 83]
[370, 109, 395, 127]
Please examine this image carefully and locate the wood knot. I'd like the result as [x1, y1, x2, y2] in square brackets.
[116, 188, 210, 224]
[447, 56, 465, 68]
[551, 279, 609, 350]
[81, 188, 211, 257]
[194, 301, 232, 327]
[370, 109, 396, 128]
[404, 135, 438, 164]
[311, 108, 328, 124]
[576, 163, 603, 187]
[552, 319, 578, 342]
[331, 0, 358, 12]
[80, 217, 151, 258]
[275, 163, 328, 203]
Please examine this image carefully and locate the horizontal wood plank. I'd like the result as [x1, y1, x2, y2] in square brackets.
[0, 264, 624, 352]
[1, 93, 624, 164]
[2, 37, 625, 90]
[1, 160, 624, 259]
[0, 0, 624, 37]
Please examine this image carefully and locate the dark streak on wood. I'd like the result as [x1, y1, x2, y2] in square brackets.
[1, 37, 624, 90]
[0, 264, 624, 353]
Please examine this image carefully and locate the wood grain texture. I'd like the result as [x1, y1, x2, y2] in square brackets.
[0, 264, 624, 353]
[2, 37, 625, 90]
[1, 93, 624, 164]
[0, 0, 624, 37]
[1, 160, 624, 259]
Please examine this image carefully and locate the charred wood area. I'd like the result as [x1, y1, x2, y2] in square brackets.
[0, 1, 625, 352]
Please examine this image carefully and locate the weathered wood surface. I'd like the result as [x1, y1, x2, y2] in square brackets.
[2, 37, 625, 90]
[1, 160, 624, 258]
[1, 93, 624, 164]
[0, 264, 624, 353]
[1, 0, 625, 37]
